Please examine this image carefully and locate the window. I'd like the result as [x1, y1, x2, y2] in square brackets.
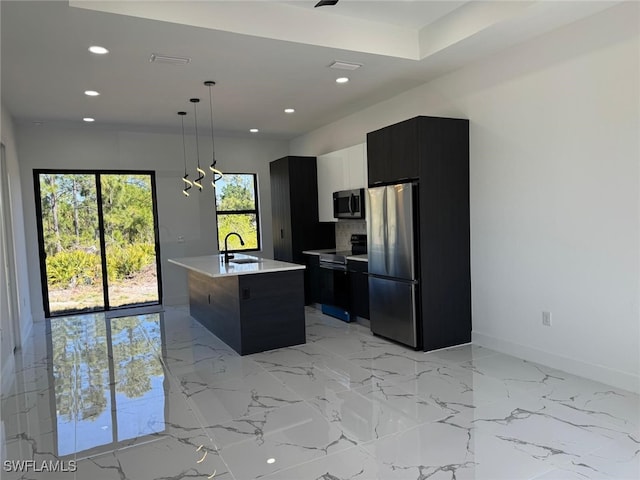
[215, 173, 260, 252]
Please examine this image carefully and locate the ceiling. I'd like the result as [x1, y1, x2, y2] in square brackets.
[1, 1, 620, 140]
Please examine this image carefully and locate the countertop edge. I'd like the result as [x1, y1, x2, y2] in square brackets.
[168, 255, 305, 278]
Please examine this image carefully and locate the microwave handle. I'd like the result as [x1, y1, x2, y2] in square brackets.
[349, 194, 354, 215]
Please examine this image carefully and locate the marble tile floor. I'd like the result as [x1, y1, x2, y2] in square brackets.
[1, 306, 638, 480]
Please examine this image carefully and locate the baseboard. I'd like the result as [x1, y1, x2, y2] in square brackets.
[472, 331, 640, 394]
[1, 352, 16, 394]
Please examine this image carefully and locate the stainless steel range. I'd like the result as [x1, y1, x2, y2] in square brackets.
[318, 234, 367, 322]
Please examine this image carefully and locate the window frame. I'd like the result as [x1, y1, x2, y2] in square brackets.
[214, 173, 261, 253]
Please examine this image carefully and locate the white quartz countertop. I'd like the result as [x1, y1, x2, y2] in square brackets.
[168, 254, 305, 278]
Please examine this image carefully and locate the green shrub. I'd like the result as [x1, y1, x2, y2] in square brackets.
[46, 250, 101, 287]
[106, 244, 155, 281]
[46, 244, 156, 286]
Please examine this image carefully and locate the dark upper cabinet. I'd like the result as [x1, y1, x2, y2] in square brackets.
[366, 115, 471, 352]
[270, 158, 291, 261]
[367, 117, 420, 185]
[269, 156, 335, 265]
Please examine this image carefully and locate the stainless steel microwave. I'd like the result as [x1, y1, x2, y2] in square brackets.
[333, 188, 365, 219]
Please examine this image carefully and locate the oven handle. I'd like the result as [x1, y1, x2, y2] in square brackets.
[319, 262, 348, 272]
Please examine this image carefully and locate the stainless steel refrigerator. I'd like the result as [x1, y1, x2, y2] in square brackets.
[366, 182, 419, 348]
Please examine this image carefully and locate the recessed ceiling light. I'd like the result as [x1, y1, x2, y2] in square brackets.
[284, 108, 295, 114]
[266, 458, 276, 464]
[83, 117, 95, 123]
[336, 77, 349, 84]
[88, 46, 109, 55]
[84, 90, 100, 96]
[249, 128, 259, 133]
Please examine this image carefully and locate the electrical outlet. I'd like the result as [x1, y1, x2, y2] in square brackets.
[542, 311, 552, 327]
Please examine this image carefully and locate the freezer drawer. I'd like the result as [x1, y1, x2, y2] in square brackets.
[368, 275, 418, 348]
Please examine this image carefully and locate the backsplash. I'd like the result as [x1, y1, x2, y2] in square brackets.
[335, 220, 366, 250]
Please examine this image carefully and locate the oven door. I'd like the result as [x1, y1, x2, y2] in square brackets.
[319, 261, 350, 320]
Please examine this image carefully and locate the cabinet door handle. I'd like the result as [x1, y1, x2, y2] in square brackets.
[280, 228, 284, 239]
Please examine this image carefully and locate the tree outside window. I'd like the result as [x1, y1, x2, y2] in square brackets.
[215, 174, 260, 252]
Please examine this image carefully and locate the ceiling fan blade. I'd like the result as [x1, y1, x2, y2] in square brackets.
[314, 0, 339, 7]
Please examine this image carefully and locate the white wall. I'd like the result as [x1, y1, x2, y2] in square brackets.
[15, 124, 288, 319]
[290, 4, 640, 393]
[1, 105, 33, 390]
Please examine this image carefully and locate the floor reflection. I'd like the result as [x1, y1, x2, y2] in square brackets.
[2, 306, 637, 479]
[49, 313, 166, 457]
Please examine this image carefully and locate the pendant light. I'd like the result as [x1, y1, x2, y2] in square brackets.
[190, 98, 205, 191]
[205, 81, 223, 187]
[178, 111, 192, 197]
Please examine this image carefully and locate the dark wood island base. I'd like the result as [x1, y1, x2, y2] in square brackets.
[188, 269, 306, 355]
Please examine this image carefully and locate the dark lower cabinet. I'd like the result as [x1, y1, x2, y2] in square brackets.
[188, 270, 305, 355]
[347, 260, 369, 319]
[305, 254, 369, 320]
[305, 254, 321, 305]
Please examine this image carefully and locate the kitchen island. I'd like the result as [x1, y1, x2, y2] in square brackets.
[169, 254, 306, 355]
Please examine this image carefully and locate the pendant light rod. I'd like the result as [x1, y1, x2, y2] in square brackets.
[190, 98, 205, 191]
[205, 80, 223, 187]
[178, 111, 192, 197]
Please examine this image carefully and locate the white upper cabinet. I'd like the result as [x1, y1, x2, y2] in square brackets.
[343, 143, 367, 189]
[317, 143, 368, 222]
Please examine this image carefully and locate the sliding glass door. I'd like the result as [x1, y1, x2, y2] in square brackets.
[35, 170, 162, 317]
[101, 174, 159, 308]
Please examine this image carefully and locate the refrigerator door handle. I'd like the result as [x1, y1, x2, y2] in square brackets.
[383, 188, 390, 274]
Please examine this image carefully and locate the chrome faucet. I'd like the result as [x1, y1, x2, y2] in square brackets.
[223, 232, 245, 263]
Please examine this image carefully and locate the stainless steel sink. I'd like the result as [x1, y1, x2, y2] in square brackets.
[229, 258, 261, 264]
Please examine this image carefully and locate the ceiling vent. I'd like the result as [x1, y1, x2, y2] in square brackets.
[149, 53, 191, 65]
[329, 60, 362, 71]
